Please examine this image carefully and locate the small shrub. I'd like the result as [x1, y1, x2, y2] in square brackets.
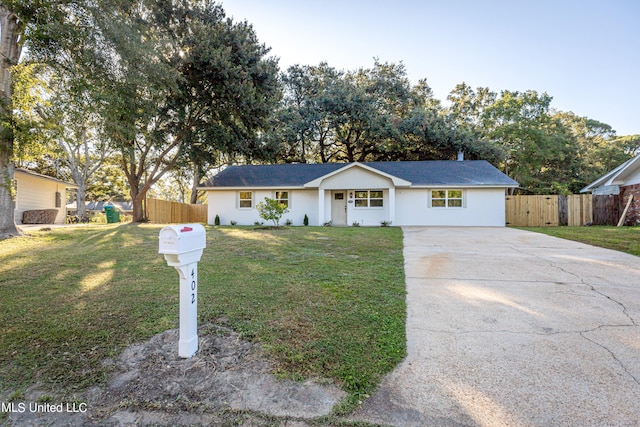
[214, 214, 220, 226]
[230, 220, 237, 226]
[303, 214, 309, 226]
[323, 220, 333, 227]
[380, 220, 392, 227]
[90, 212, 107, 224]
[254, 220, 264, 226]
[285, 218, 293, 226]
[352, 221, 361, 227]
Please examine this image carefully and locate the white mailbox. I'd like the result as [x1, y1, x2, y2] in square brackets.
[159, 224, 206, 358]
[159, 223, 206, 265]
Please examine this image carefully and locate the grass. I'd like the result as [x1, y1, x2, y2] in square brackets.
[519, 226, 640, 257]
[0, 224, 406, 413]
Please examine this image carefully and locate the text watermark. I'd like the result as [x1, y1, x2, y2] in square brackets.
[1, 401, 87, 414]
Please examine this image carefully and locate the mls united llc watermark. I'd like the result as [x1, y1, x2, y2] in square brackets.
[1, 401, 87, 414]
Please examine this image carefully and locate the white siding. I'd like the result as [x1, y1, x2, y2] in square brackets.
[318, 168, 394, 226]
[395, 188, 507, 226]
[624, 167, 640, 186]
[208, 187, 508, 226]
[207, 189, 318, 226]
[343, 189, 390, 226]
[15, 173, 68, 224]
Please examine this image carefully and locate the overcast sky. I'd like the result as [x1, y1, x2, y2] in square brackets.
[220, 0, 639, 136]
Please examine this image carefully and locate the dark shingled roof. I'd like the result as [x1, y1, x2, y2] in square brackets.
[200, 161, 518, 188]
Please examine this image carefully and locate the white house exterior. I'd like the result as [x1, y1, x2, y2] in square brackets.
[199, 161, 519, 227]
[14, 168, 79, 225]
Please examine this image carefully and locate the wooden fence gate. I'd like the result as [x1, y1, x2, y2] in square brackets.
[146, 198, 208, 224]
[505, 195, 593, 227]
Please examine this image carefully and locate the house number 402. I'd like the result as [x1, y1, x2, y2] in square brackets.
[190, 268, 196, 304]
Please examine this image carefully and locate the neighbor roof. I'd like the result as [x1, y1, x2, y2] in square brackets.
[15, 168, 79, 188]
[580, 156, 640, 193]
[199, 161, 518, 189]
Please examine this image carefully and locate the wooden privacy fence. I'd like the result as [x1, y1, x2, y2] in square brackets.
[505, 194, 593, 227]
[147, 198, 208, 224]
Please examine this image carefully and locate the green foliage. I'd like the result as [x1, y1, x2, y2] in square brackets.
[214, 214, 220, 226]
[85, 155, 130, 201]
[19, 1, 281, 221]
[256, 197, 289, 227]
[303, 214, 309, 226]
[11, 63, 56, 164]
[273, 60, 476, 164]
[272, 68, 635, 195]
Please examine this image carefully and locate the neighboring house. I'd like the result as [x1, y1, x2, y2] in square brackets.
[581, 156, 640, 224]
[14, 168, 79, 225]
[66, 201, 134, 215]
[199, 160, 518, 226]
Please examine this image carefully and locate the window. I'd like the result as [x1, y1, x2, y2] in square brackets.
[239, 191, 253, 208]
[275, 191, 289, 207]
[431, 190, 463, 208]
[354, 190, 384, 208]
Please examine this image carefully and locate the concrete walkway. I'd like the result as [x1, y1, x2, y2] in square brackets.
[352, 227, 640, 427]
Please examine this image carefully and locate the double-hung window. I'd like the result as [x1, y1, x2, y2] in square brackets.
[239, 191, 253, 208]
[431, 190, 463, 208]
[275, 191, 289, 207]
[354, 190, 384, 208]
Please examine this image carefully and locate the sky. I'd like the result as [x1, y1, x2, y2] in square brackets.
[220, 0, 640, 136]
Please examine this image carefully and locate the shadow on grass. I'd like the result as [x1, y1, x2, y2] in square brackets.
[0, 224, 406, 411]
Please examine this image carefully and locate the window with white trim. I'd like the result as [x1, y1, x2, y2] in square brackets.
[275, 191, 289, 207]
[354, 190, 384, 208]
[239, 191, 253, 208]
[431, 190, 463, 208]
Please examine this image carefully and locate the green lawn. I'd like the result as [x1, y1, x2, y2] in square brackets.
[519, 226, 640, 257]
[0, 224, 406, 412]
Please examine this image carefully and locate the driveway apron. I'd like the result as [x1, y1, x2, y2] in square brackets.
[352, 227, 640, 427]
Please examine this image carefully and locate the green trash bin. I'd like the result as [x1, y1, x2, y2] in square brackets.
[104, 205, 120, 223]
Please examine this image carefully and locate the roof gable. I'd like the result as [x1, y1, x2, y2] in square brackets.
[199, 160, 518, 189]
[15, 168, 79, 188]
[304, 162, 412, 188]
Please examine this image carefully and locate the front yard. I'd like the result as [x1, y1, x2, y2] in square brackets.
[0, 224, 406, 415]
[521, 226, 640, 257]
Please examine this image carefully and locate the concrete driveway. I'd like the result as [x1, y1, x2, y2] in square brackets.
[353, 227, 640, 427]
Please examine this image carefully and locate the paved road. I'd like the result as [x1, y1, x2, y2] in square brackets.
[352, 227, 640, 427]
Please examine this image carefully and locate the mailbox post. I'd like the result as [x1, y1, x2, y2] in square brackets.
[158, 224, 206, 358]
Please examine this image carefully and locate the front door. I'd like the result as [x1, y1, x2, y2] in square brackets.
[331, 191, 347, 225]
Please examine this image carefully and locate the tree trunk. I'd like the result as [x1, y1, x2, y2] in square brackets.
[131, 192, 145, 222]
[0, 6, 24, 238]
[189, 164, 200, 204]
[128, 177, 147, 222]
[76, 183, 87, 218]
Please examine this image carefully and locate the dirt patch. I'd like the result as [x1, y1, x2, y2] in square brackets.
[4, 323, 346, 426]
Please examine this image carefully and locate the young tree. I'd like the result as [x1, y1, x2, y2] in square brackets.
[257, 197, 289, 227]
